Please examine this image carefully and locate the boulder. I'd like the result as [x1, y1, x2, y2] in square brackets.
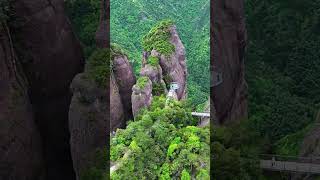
[131, 77, 153, 117]
[68, 72, 108, 179]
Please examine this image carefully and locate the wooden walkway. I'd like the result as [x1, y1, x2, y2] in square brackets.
[191, 112, 210, 117]
[260, 155, 320, 174]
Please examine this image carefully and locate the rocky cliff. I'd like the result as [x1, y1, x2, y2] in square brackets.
[131, 21, 188, 116]
[212, 0, 248, 124]
[141, 21, 187, 100]
[68, 1, 110, 178]
[96, 0, 109, 48]
[111, 46, 136, 122]
[109, 44, 136, 130]
[1, 0, 85, 179]
[68, 49, 108, 179]
[131, 77, 153, 117]
[0, 21, 45, 180]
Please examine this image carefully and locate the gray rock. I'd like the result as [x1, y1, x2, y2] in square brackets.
[68, 73, 107, 180]
[131, 77, 153, 117]
[110, 74, 125, 131]
[212, 0, 248, 124]
[157, 26, 188, 100]
[0, 22, 45, 180]
[112, 54, 136, 120]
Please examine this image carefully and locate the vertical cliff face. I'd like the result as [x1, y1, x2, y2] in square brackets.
[131, 21, 188, 116]
[69, 63, 108, 179]
[5, 0, 85, 179]
[109, 45, 136, 130]
[141, 24, 187, 100]
[131, 77, 153, 117]
[110, 74, 125, 131]
[68, 1, 109, 178]
[96, 0, 109, 48]
[212, 0, 248, 124]
[112, 52, 136, 120]
[0, 22, 45, 180]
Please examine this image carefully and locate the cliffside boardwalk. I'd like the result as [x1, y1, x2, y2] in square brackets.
[259, 154, 320, 174]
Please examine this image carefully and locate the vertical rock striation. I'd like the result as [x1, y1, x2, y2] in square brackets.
[69, 0, 109, 178]
[142, 24, 188, 100]
[0, 22, 45, 180]
[69, 65, 108, 179]
[111, 51, 136, 121]
[2, 0, 85, 179]
[96, 0, 109, 48]
[212, 0, 248, 124]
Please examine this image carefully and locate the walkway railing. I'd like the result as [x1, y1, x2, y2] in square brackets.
[259, 154, 320, 174]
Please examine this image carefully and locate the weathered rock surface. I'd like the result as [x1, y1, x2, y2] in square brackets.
[0, 22, 45, 180]
[8, 0, 85, 179]
[212, 0, 248, 124]
[110, 74, 125, 131]
[140, 63, 167, 96]
[68, 72, 108, 179]
[112, 54, 136, 120]
[96, 0, 109, 48]
[68, 1, 109, 179]
[144, 25, 188, 100]
[131, 78, 153, 117]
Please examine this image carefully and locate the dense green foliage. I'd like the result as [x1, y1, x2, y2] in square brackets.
[245, 0, 320, 147]
[142, 19, 175, 55]
[212, 121, 267, 180]
[136, 76, 149, 89]
[80, 148, 108, 180]
[110, 96, 209, 179]
[65, 0, 100, 57]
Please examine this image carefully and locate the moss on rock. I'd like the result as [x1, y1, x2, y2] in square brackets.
[142, 19, 175, 56]
[148, 56, 159, 67]
[136, 76, 149, 89]
[111, 43, 128, 58]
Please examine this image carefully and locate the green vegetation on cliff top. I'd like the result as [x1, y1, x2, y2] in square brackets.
[136, 76, 149, 89]
[142, 20, 175, 56]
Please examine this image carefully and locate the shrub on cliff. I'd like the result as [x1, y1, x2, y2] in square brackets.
[142, 20, 175, 56]
[86, 48, 110, 88]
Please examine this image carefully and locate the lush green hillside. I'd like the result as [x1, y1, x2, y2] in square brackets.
[245, 0, 320, 150]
